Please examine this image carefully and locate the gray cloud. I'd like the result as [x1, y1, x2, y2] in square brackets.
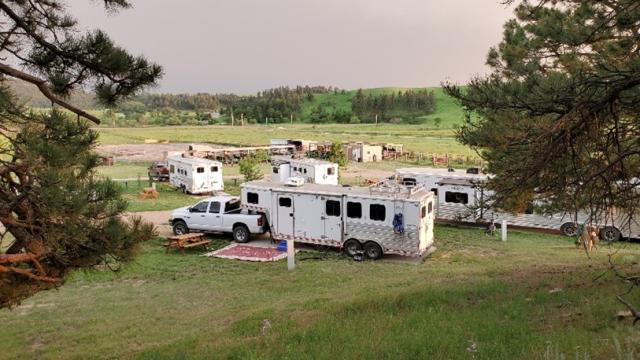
[67, 0, 513, 93]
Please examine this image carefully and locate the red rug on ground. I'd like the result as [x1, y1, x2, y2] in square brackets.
[205, 244, 288, 262]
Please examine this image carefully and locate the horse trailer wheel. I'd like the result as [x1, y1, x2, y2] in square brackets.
[560, 222, 578, 237]
[600, 226, 621, 243]
[343, 239, 362, 257]
[364, 242, 383, 260]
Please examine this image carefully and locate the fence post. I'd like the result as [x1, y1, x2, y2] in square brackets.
[501, 220, 508, 242]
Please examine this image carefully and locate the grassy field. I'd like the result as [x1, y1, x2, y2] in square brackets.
[300, 87, 465, 128]
[2, 226, 640, 359]
[97, 124, 471, 157]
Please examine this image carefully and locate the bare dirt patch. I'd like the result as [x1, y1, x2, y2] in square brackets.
[97, 143, 220, 162]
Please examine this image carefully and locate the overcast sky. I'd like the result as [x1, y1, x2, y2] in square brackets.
[68, 0, 513, 94]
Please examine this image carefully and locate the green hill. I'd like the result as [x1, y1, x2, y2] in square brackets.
[299, 87, 464, 129]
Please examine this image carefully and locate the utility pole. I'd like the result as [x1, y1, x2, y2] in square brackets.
[231, 109, 234, 126]
[241, 113, 244, 126]
[290, 113, 293, 125]
[375, 114, 378, 126]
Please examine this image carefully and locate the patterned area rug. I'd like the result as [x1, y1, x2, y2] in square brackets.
[205, 244, 291, 262]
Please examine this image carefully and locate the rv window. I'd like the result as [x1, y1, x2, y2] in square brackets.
[445, 191, 469, 204]
[209, 201, 221, 213]
[196, 167, 205, 173]
[279, 197, 292, 207]
[170, 165, 175, 173]
[347, 202, 362, 218]
[370, 204, 386, 221]
[303, 168, 307, 174]
[428, 202, 433, 214]
[191, 201, 209, 213]
[247, 192, 259, 204]
[327, 167, 335, 175]
[326, 200, 341, 217]
[211, 166, 219, 172]
[421, 206, 427, 218]
[403, 178, 417, 186]
[272, 166, 279, 174]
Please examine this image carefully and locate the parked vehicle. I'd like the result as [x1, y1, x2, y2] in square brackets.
[148, 161, 170, 181]
[167, 154, 223, 194]
[240, 180, 435, 259]
[395, 167, 640, 241]
[169, 196, 266, 242]
[271, 157, 338, 185]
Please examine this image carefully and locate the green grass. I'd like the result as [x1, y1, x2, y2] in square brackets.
[118, 181, 200, 212]
[97, 124, 471, 157]
[2, 226, 640, 359]
[97, 161, 150, 180]
[299, 87, 465, 129]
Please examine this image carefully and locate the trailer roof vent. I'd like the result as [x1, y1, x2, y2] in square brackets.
[285, 176, 305, 187]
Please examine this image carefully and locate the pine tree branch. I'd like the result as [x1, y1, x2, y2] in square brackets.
[0, 62, 100, 124]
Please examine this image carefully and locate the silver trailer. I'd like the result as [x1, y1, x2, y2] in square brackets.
[240, 180, 436, 258]
[396, 167, 640, 241]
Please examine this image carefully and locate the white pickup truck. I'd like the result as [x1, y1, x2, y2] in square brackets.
[169, 195, 267, 242]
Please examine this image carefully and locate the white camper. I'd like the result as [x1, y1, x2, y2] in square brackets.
[271, 158, 339, 185]
[241, 180, 435, 258]
[167, 155, 223, 194]
[396, 167, 640, 241]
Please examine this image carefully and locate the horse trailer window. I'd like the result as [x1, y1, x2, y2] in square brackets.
[326, 200, 341, 217]
[272, 166, 279, 174]
[197, 167, 205, 173]
[370, 204, 386, 221]
[209, 201, 221, 213]
[279, 197, 292, 207]
[211, 166, 219, 172]
[445, 191, 469, 204]
[347, 202, 362, 218]
[402, 178, 417, 186]
[421, 206, 427, 218]
[247, 192, 259, 204]
[327, 167, 335, 175]
[428, 201, 433, 214]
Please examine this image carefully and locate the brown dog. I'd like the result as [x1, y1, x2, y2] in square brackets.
[576, 225, 598, 252]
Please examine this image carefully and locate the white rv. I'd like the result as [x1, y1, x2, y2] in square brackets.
[167, 155, 223, 194]
[396, 167, 640, 241]
[271, 158, 339, 185]
[240, 180, 435, 259]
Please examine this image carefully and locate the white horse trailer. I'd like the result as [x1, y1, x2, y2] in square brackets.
[271, 158, 339, 185]
[240, 180, 435, 258]
[167, 155, 223, 194]
[396, 167, 640, 241]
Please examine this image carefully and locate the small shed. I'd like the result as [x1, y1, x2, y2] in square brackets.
[344, 143, 383, 162]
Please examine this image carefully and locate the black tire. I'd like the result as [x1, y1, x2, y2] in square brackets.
[343, 239, 362, 257]
[172, 220, 189, 235]
[363, 241, 383, 260]
[233, 225, 250, 243]
[600, 226, 622, 243]
[560, 222, 578, 237]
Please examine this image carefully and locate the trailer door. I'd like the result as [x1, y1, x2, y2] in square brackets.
[323, 196, 343, 242]
[276, 194, 294, 237]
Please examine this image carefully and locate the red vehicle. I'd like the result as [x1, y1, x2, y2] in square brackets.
[148, 161, 170, 181]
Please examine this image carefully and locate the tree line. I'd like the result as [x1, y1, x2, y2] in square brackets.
[351, 89, 437, 120]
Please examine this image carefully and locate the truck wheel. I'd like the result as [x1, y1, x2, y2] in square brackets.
[560, 222, 578, 237]
[172, 221, 189, 235]
[364, 242, 383, 260]
[343, 239, 362, 257]
[233, 225, 250, 243]
[600, 226, 621, 243]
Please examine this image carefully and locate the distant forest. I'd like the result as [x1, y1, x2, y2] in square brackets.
[6, 80, 437, 126]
